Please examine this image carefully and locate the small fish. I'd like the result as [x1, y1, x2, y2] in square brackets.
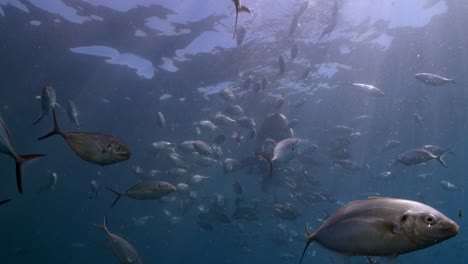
[272, 138, 301, 164]
[347, 82, 384, 97]
[0, 199, 11, 206]
[0, 114, 45, 193]
[333, 159, 363, 172]
[38, 170, 58, 193]
[458, 209, 462, 219]
[193, 140, 214, 157]
[299, 197, 459, 263]
[232, 0, 251, 39]
[89, 179, 100, 199]
[397, 148, 448, 168]
[93, 216, 143, 264]
[105, 180, 177, 207]
[224, 105, 244, 116]
[66, 99, 80, 128]
[415, 73, 455, 86]
[219, 88, 236, 102]
[212, 113, 236, 127]
[38, 108, 131, 165]
[440, 180, 457, 191]
[33, 85, 62, 125]
[290, 43, 298, 62]
[156, 112, 166, 129]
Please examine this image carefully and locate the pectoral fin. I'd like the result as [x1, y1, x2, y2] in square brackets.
[240, 5, 250, 13]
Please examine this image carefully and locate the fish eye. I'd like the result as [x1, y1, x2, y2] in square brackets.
[424, 214, 436, 225]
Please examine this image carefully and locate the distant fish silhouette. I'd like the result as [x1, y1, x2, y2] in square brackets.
[232, 0, 251, 39]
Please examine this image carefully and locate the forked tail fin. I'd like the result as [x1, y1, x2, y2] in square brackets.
[15, 154, 46, 193]
[299, 225, 315, 264]
[37, 107, 61, 140]
[105, 187, 124, 207]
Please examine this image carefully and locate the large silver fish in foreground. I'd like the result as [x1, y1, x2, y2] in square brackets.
[0, 114, 45, 193]
[299, 197, 459, 263]
[94, 216, 143, 264]
[38, 108, 131, 165]
[232, 0, 250, 39]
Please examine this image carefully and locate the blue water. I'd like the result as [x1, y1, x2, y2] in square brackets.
[1, 1, 467, 263]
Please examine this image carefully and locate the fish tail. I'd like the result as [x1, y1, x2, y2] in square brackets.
[93, 216, 110, 235]
[451, 79, 456, 84]
[37, 107, 61, 140]
[240, 5, 250, 13]
[105, 187, 123, 207]
[299, 225, 316, 264]
[0, 199, 11, 206]
[32, 112, 45, 125]
[233, 12, 238, 39]
[436, 150, 449, 168]
[15, 154, 46, 194]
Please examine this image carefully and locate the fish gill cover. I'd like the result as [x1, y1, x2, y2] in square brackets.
[0, 0, 467, 264]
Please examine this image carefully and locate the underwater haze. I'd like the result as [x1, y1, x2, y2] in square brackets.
[1, 0, 468, 263]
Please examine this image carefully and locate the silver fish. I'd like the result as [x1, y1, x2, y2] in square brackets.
[397, 148, 448, 168]
[440, 180, 457, 191]
[106, 180, 177, 207]
[33, 85, 61, 125]
[156, 112, 166, 129]
[0, 114, 44, 193]
[192, 140, 214, 157]
[219, 88, 236, 102]
[272, 138, 301, 164]
[232, 0, 251, 39]
[348, 83, 384, 97]
[66, 99, 80, 128]
[94, 216, 143, 264]
[333, 159, 363, 172]
[224, 105, 244, 116]
[299, 197, 459, 263]
[38, 108, 131, 165]
[38, 170, 58, 193]
[89, 179, 100, 199]
[212, 112, 236, 127]
[415, 73, 455, 86]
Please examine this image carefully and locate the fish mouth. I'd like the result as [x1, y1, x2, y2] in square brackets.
[442, 223, 459, 236]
